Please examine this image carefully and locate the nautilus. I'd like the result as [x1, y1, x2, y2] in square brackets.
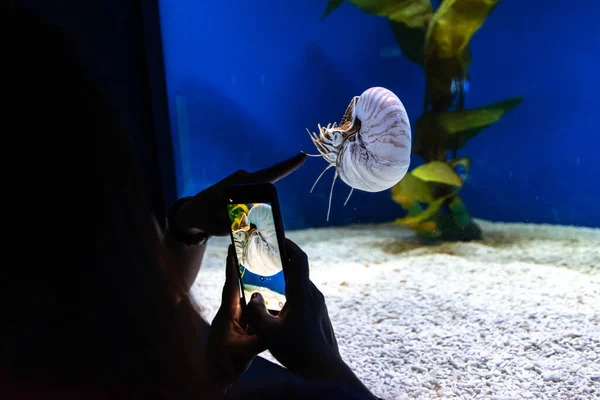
[306, 86, 412, 220]
[232, 203, 282, 276]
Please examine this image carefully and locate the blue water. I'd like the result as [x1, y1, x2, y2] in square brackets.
[158, 0, 600, 230]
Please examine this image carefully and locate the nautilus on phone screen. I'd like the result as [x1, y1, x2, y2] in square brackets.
[306, 86, 412, 221]
[232, 203, 282, 276]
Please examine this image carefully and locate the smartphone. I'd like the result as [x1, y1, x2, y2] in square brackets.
[224, 182, 287, 315]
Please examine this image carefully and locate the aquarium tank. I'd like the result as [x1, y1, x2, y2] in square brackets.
[157, 1, 600, 398]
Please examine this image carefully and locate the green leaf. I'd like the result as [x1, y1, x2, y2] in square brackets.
[394, 194, 450, 225]
[396, 196, 425, 215]
[425, 0, 500, 60]
[323, 1, 432, 65]
[437, 109, 503, 133]
[438, 97, 523, 133]
[411, 161, 464, 187]
[443, 97, 523, 149]
[321, 0, 345, 20]
[391, 172, 435, 204]
[389, 20, 426, 65]
[348, 0, 433, 27]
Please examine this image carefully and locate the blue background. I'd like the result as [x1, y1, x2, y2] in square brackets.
[157, 0, 600, 230]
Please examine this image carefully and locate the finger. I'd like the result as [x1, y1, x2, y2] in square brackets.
[244, 152, 307, 184]
[222, 245, 241, 309]
[201, 170, 250, 196]
[229, 332, 267, 358]
[218, 169, 250, 187]
[283, 239, 310, 302]
[213, 153, 305, 193]
[245, 293, 280, 337]
[188, 153, 305, 236]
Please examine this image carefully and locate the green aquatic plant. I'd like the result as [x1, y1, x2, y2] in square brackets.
[322, 0, 522, 241]
[227, 203, 250, 231]
[227, 203, 250, 278]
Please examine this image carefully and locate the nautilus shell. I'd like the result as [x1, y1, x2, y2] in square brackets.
[232, 203, 282, 276]
[306, 87, 412, 220]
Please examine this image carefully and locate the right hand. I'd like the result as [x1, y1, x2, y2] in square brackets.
[205, 246, 266, 389]
[245, 239, 363, 386]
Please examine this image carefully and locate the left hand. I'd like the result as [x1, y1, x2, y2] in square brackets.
[161, 152, 307, 304]
[205, 245, 266, 389]
[172, 152, 307, 237]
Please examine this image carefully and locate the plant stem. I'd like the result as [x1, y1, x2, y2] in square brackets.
[453, 76, 466, 160]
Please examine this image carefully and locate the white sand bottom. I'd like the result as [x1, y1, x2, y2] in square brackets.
[190, 219, 600, 399]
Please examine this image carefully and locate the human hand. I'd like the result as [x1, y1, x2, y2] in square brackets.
[245, 239, 371, 396]
[172, 152, 307, 237]
[205, 245, 266, 389]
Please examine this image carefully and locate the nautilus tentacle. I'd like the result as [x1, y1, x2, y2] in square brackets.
[307, 87, 411, 221]
[310, 163, 334, 194]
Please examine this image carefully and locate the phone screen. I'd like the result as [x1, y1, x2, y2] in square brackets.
[227, 201, 286, 312]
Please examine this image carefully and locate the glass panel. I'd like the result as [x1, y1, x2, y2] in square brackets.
[157, 2, 600, 398]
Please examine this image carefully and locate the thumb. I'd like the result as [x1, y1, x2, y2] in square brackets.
[228, 333, 267, 358]
[245, 292, 280, 338]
